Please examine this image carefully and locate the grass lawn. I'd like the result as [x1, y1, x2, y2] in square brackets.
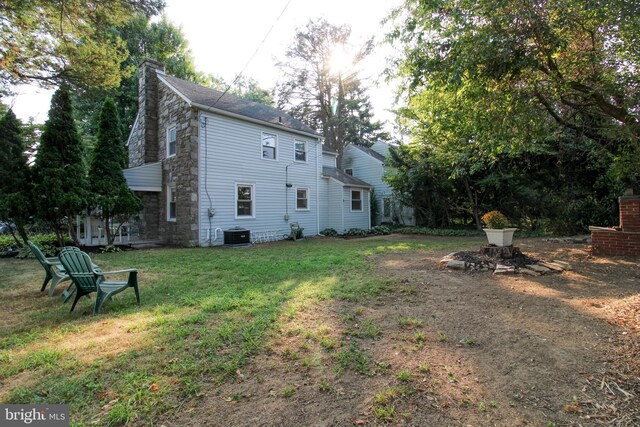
[0, 237, 470, 426]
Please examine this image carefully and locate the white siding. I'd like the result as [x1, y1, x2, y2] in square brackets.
[342, 145, 392, 198]
[123, 162, 162, 192]
[342, 144, 415, 226]
[322, 152, 337, 168]
[198, 112, 320, 245]
[319, 177, 344, 232]
[343, 187, 370, 231]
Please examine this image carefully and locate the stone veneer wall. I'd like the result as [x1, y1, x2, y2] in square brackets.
[156, 82, 200, 246]
[129, 60, 164, 168]
[135, 192, 160, 241]
[591, 196, 640, 257]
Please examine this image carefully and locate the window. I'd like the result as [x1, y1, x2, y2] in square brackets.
[383, 197, 391, 217]
[167, 127, 177, 157]
[167, 186, 176, 221]
[294, 140, 306, 162]
[296, 188, 309, 210]
[345, 168, 353, 176]
[351, 190, 362, 211]
[236, 184, 254, 218]
[262, 132, 277, 160]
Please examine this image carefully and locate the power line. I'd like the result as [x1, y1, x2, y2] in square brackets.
[211, 0, 293, 107]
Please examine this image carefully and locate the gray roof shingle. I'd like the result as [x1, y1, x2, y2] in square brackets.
[160, 74, 319, 137]
[322, 167, 371, 187]
[352, 144, 386, 162]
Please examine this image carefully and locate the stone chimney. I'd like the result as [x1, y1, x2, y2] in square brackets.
[138, 59, 165, 164]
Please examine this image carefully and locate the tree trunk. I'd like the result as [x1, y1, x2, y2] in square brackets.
[463, 176, 482, 230]
[15, 222, 29, 247]
[105, 215, 112, 246]
[7, 226, 22, 247]
[67, 216, 80, 246]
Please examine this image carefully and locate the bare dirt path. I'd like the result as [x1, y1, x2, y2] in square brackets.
[161, 236, 639, 426]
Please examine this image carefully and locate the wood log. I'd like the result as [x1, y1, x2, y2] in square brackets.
[478, 246, 522, 259]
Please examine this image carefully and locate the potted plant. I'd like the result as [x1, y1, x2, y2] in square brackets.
[481, 211, 517, 247]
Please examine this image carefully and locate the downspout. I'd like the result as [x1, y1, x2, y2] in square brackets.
[368, 189, 371, 230]
[316, 138, 321, 235]
[341, 187, 345, 233]
[201, 114, 215, 245]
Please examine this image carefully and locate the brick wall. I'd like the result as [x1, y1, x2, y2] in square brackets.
[620, 196, 640, 232]
[591, 196, 640, 257]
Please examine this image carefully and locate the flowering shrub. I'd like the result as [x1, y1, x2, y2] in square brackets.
[481, 211, 510, 229]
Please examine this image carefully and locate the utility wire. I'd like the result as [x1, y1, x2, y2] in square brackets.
[211, 0, 293, 107]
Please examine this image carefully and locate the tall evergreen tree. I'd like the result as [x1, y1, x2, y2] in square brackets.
[0, 109, 32, 246]
[89, 97, 142, 245]
[33, 86, 89, 246]
[276, 19, 389, 161]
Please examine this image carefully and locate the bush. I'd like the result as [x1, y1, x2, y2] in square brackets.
[320, 228, 339, 237]
[16, 233, 74, 258]
[0, 235, 15, 252]
[481, 211, 511, 229]
[369, 225, 391, 235]
[346, 228, 368, 237]
[551, 196, 617, 235]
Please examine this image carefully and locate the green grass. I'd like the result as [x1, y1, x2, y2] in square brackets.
[0, 236, 474, 425]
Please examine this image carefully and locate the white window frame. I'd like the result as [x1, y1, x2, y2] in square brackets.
[261, 132, 277, 161]
[167, 185, 177, 222]
[345, 168, 353, 176]
[167, 126, 177, 158]
[294, 139, 307, 162]
[295, 187, 309, 211]
[235, 183, 255, 219]
[351, 189, 363, 212]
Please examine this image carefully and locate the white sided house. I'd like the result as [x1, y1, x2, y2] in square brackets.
[122, 60, 371, 246]
[342, 142, 415, 226]
[319, 149, 371, 233]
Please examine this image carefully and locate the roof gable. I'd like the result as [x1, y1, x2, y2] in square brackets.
[158, 74, 319, 138]
[322, 167, 371, 188]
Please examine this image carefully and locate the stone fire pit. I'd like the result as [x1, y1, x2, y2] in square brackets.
[440, 247, 571, 276]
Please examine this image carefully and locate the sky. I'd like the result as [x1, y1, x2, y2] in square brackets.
[7, 0, 403, 131]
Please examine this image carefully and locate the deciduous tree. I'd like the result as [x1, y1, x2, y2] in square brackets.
[0, 0, 164, 93]
[277, 18, 389, 160]
[387, 0, 640, 187]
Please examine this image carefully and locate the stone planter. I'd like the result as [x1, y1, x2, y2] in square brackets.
[483, 228, 517, 247]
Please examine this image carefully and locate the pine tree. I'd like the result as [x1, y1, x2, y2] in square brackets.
[33, 86, 89, 246]
[0, 109, 32, 246]
[89, 97, 142, 245]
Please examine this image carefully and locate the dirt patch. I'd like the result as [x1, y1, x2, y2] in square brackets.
[160, 236, 639, 426]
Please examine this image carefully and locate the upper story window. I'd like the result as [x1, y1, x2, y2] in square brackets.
[296, 188, 309, 210]
[294, 140, 306, 162]
[167, 126, 177, 157]
[262, 132, 277, 160]
[351, 190, 362, 212]
[236, 183, 255, 218]
[345, 168, 353, 176]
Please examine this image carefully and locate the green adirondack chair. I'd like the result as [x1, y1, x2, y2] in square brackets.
[28, 240, 70, 296]
[58, 247, 140, 314]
